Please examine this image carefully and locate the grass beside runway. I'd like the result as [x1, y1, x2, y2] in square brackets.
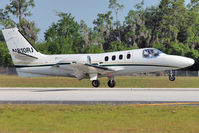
[0, 105, 198, 133]
[0, 75, 199, 88]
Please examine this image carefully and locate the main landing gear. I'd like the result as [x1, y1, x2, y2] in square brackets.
[92, 80, 100, 87]
[169, 70, 175, 81]
[91, 79, 116, 88]
[91, 72, 116, 88]
[108, 80, 116, 88]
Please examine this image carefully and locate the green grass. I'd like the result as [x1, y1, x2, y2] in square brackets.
[0, 75, 199, 88]
[0, 105, 198, 133]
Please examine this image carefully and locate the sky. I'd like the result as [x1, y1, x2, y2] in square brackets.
[0, 0, 191, 41]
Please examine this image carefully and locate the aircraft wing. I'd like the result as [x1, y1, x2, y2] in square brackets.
[56, 62, 114, 80]
[70, 63, 115, 80]
[71, 63, 113, 73]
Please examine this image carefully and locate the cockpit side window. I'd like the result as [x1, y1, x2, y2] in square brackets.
[143, 49, 162, 58]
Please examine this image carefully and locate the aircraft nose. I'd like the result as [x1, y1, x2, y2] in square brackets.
[167, 55, 195, 68]
[181, 57, 195, 68]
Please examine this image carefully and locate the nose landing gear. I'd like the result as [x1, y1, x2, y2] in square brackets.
[169, 75, 175, 81]
[169, 70, 175, 81]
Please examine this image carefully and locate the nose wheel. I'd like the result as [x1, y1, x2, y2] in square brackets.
[169, 75, 175, 81]
[169, 70, 175, 81]
[92, 80, 100, 87]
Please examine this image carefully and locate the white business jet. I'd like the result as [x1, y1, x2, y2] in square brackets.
[2, 28, 195, 87]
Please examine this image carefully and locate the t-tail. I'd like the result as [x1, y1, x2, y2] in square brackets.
[2, 28, 43, 65]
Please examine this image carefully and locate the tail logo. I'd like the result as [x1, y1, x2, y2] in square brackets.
[12, 47, 34, 54]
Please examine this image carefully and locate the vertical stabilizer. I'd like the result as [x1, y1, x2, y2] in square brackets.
[2, 28, 42, 64]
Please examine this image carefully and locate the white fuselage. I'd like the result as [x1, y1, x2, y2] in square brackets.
[15, 48, 194, 78]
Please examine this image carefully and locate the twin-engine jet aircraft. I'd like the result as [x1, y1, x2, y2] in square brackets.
[2, 28, 195, 87]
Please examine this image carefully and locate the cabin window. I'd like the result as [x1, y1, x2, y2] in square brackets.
[105, 56, 109, 61]
[119, 54, 123, 60]
[112, 55, 116, 61]
[127, 54, 131, 59]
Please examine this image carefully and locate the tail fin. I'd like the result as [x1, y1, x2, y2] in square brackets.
[2, 28, 42, 64]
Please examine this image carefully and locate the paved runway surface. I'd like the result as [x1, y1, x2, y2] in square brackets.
[0, 88, 199, 104]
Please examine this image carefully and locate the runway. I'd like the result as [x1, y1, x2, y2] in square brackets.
[0, 88, 199, 105]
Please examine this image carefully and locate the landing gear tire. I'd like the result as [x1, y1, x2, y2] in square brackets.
[169, 70, 175, 81]
[108, 80, 116, 88]
[92, 80, 100, 87]
[169, 75, 175, 81]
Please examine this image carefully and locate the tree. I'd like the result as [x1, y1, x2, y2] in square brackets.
[108, 0, 124, 41]
[44, 12, 83, 54]
[109, 40, 126, 52]
[157, 0, 187, 43]
[5, 0, 35, 24]
[80, 20, 90, 48]
[108, 0, 124, 28]
[185, 0, 199, 50]
[93, 11, 113, 34]
[0, 31, 4, 42]
[80, 20, 105, 53]
[0, 9, 15, 28]
[4, 0, 39, 43]
[93, 11, 113, 50]
[124, 1, 152, 48]
[84, 44, 104, 53]
[18, 18, 40, 43]
[89, 30, 105, 50]
[0, 41, 13, 67]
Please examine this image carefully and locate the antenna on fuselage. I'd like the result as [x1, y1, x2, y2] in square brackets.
[87, 56, 91, 64]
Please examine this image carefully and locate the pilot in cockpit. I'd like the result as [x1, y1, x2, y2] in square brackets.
[143, 48, 161, 58]
[151, 49, 159, 56]
[143, 49, 150, 57]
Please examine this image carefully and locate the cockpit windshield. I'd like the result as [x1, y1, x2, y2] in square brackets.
[143, 48, 163, 58]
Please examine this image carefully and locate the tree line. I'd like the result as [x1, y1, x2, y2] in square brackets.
[0, 0, 199, 70]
